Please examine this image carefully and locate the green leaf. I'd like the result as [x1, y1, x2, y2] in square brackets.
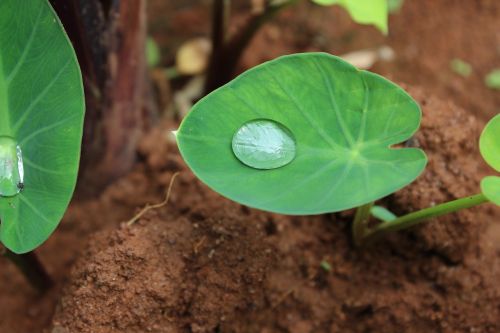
[387, 0, 404, 14]
[177, 53, 426, 215]
[479, 114, 500, 172]
[371, 205, 397, 222]
[146, 37, 160, 68]
[320, 260, 332, 271]
[312, 0, 388, 34]
[450, 58, 472, 78]
[485, 69, 500, 90]
[481, 176, 500, 206]
[0, 0, 85, 253]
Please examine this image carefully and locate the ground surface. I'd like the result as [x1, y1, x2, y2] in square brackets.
[0, 1, 499, 332]
[49, 87, 500, 333]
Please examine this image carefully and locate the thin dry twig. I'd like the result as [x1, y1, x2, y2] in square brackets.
[271, 288, 295, 309]
[126, 172, 180, 226]
[193, 236, 207, 254]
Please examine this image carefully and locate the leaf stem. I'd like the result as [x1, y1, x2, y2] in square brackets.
[3, 249, 53, 293]
[352, 201, 374, 246]
[361, 193, 489, 245]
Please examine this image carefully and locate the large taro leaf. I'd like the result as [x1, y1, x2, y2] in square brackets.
[479, 114, 500, 205]
[0, 0, 85, 253]
[177, 53, 426, 215]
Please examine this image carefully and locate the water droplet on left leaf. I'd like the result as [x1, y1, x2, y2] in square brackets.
[0, 136, 24, 197]
[232, 119, 296, 170]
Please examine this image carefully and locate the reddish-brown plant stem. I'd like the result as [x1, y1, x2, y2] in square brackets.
[50, 0, 152, 196]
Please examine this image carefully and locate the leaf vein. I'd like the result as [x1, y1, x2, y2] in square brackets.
[264, 66, 344, 152]
[19, 194, 51, 224]
[19, 114, 78, 147]
[313, 160, 354, 208]
[312, 59, 356, 147]
[5, 4, 44, 83]
[227, 86, 266, 118]
[13, 59, 71, 133]
[23, 158, 73, 176]
[258, 158, 343, 206]
[357, 74, 369, 143]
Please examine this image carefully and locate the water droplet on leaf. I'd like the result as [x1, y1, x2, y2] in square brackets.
[232, 119, 296, 170]
[0, 136, 24, 197]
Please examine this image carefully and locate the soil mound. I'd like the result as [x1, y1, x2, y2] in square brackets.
[52, 87, 500, 332]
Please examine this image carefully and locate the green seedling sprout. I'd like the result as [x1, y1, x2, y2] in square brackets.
[0, 0, 85, 290]
[450, 58, 472, 78]
[485, 69, 500, 90]
[176, 53, 499, 247]
[320, 260, 332, 272]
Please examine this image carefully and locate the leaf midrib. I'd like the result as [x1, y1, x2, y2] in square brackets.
[0, 3, 42, 137]
[0, 53, 12, 136]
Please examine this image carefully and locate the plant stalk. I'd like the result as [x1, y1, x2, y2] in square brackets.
[204, 0, 298, 94]
[211, 0, 230, 51]
[352, 202, 374, 246]
[3, 249, 53, 293]
[361, 193, 489, 245]
[204, 0, 230, 94]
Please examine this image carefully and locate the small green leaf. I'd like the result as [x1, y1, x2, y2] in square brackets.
[0, 1, 85, 253]
[177, 53, 426, 215]
[481, 176, 500, 206]
[320, 260, 332, 271]
[479, 114, 500, 172]
[387, 0, 404, 13]
[479, 115, 500, 206]
[312, 0, 388, 34]
[485, 69, 500, 90]
[371, 205, 397, 222]
[450, 58, 472, 78]
[146, 37, 160, 68]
